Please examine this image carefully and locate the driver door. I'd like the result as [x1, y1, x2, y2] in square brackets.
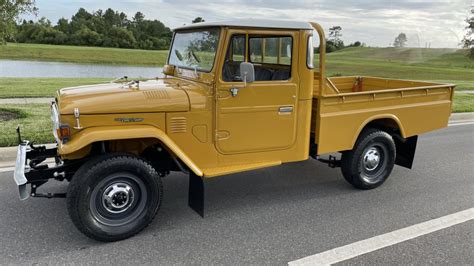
[215, 29, 299, 154]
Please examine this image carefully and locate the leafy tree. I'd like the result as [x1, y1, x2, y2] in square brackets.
[128, 12, 171, 49]
[192, 17, 205, 23]
[325, 42, 337, 53]
[393, 33, 407, 47]
[461, 6, 473, 58]
[16, 18, 67, 44]
[71, 27, 102, 46]
[103, 27, 136, 48]
[55, 17, 69, 33]
[329, 26, 343, 48]
[133, 12, 144, 23]
[0, 0, 37, 43]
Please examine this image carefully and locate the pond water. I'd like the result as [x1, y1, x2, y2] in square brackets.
[0, 60, 163, 78]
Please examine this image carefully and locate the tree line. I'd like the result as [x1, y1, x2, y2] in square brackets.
[9, 7, 173, 50]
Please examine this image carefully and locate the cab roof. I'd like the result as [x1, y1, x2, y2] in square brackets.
[174, 19, 313, 31]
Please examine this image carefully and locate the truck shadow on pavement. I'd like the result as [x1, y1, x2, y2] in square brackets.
[143, 159, 363, 231]
[1, 159, 388, 262]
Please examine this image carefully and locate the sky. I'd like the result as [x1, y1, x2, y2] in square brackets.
[23, 0, 473, 48]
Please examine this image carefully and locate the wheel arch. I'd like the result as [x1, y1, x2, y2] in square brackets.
[351, 114, 406, 149]
[351, 114, 417, 169]
[58, 125, 203, 176]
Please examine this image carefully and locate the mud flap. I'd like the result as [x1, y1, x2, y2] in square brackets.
[188, 172, 204, 217]
[395, 135, 418, 169]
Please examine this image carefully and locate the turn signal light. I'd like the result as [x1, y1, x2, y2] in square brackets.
[56, 125, 71, 143]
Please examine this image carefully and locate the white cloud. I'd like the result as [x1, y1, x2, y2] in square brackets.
[30, 0, 472, 48]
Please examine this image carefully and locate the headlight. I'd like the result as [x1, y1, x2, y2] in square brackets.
[51, 102, 70, 143]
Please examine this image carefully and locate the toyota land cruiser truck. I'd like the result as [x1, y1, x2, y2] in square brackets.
[13, 19, 455, 242]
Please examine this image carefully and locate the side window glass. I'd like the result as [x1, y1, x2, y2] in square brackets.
[249, 36, 292, 81]
[222, 35, 245, 82]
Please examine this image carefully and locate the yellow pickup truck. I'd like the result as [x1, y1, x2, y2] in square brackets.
[13, 19, 454, 241]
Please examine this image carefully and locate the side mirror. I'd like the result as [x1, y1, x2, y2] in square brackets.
[162, 64, 175, 76]
[240, 62, 255, 85]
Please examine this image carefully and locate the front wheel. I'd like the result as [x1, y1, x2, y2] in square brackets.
[67, 154, 162, 242]
[341, 128, 396, 189]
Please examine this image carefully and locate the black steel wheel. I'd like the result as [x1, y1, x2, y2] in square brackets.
[67, 154, 162, 242]
[341, 128, 396, 189]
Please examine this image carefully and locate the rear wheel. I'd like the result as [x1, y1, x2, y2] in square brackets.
[341, 128, 396, 189]
[67, 154, 162, 242]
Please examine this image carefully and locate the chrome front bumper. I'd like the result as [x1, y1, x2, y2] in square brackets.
[13, 141, 30, 200]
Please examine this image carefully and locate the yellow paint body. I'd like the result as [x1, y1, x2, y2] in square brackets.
[54, 22, 454, 178]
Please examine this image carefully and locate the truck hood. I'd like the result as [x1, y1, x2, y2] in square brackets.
[57, 79, 190, 115]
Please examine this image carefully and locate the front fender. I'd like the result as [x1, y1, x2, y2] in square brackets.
[58, 125, 203, 176]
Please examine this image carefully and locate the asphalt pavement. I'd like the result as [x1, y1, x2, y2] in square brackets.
[0, 124, 472, 264]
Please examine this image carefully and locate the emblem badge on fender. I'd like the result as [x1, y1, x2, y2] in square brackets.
[114, 118, 144, 123]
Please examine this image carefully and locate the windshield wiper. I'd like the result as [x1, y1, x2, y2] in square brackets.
[190, 50, 201, 63]
[174, 49, 184, 61]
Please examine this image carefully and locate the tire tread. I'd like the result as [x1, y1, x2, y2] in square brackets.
[341, 128, 396, 189]
[67, 153, 162, 242]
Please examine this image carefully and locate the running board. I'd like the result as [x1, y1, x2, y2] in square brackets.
[202, 161, 281, 177]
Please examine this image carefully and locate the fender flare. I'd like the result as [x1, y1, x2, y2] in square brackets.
[58, 125, 203, 176]
[351, 114, 406, 149]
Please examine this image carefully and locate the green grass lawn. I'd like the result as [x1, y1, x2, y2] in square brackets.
[0, 43, 168, 66]
[453, 93, 474, 113]
[0, 104, 54, 147]
[0, 78, 109, 98]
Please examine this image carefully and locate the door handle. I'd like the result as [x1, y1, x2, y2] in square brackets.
[278, 106, 293, 114]
[230, 87, 239, 97]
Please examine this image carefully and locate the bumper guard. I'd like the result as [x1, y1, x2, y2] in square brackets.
[13, 142, 29, 200]
[13, 140, 79, 200]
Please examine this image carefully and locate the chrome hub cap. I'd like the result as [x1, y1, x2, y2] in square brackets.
[102, 182, 134, 214]
[90, 172, 148, 227]
[363, 147, 380, 171]
[359, 144, 388, 184]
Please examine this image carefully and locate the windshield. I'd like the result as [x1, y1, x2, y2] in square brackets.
[168, 28, 220, 72]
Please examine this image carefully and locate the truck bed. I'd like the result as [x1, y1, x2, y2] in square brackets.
[312, 76, 455, 154]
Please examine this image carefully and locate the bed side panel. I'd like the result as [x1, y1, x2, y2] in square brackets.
[315, 85, 454, 154]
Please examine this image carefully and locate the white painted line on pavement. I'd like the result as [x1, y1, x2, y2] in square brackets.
[448, 121, 474, 127]
[0, 167, 14, 173]
[288, 207, 474, 266]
